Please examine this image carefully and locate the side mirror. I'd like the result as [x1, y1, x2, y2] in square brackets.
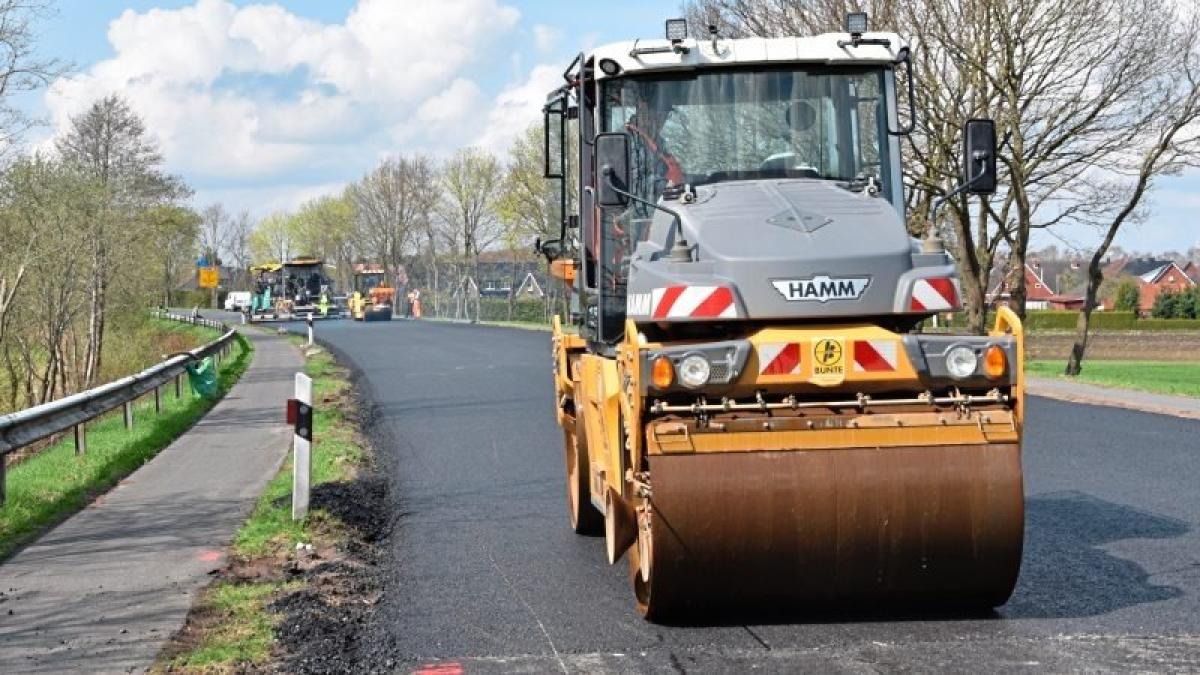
[595, 132, 630, 208]
[963, 118, 997, 195]
[536, 237, 564, 262]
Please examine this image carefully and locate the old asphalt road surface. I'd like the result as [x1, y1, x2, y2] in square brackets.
[298, 318, 1199, 672]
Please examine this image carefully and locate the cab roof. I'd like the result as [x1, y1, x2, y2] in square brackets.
[588, 32, 906, 80]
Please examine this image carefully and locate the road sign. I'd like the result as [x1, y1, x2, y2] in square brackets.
[198, 266, 219, 289]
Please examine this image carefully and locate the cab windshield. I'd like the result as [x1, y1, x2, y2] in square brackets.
[601, 67, 892, 202]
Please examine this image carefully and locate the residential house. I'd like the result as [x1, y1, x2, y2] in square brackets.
[1101, 257, 1196, 315]
[1183, 261, 1199, 284]
[988, 262, 1084, 310]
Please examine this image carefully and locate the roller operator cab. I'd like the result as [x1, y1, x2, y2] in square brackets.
[543, 16, 1025, 620]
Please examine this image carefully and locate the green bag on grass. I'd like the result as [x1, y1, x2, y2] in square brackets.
[186, 357, 219, 399]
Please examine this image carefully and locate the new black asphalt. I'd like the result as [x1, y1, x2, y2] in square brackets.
[296, 318, 1200, 672]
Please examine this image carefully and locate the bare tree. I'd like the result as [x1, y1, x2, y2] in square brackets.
[225, 210, 253, 290]
[1066, 10, 1200, 374]
[350, 154, 440, 310]
[441, 147, 504, 266]
[0, 1, 67, 159]
[197, 204, 227, 263]
[56, 94, 186, 386]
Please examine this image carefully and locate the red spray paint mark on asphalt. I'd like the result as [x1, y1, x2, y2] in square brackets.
[197, 550, 223, 562]
[415, 663, 463, 675]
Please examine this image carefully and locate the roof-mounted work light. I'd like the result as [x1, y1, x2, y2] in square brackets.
[839, 12, 889, 49]
[665, 18, 688, 43]
[846, 12, 868, 38]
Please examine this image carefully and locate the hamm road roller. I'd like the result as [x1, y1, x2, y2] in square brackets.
[540, 15, 1025, 620]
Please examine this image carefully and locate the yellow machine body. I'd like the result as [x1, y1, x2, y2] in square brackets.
[553, 311, 1026, 619]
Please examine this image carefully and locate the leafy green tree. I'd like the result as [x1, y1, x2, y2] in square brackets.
[249, 212, 296, 264]
[1113, 278, 1141, 313]
[1152, 290, 1181, 318]
[291, 194, 358, 292]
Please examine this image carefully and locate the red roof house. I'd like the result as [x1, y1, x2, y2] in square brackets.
[1101, 258, 1196, 315]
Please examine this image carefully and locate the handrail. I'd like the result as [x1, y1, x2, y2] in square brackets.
[0, 311, 236, 464]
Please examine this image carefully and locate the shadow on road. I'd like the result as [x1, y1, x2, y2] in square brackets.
[1004, 490, 1187, 619]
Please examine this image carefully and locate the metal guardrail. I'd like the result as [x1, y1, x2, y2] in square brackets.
[0, 311, 238, 505]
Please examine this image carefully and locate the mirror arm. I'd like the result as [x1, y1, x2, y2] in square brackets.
[887, 48, 916, 136]
[601, 167, 686, 247]
[928, 155, 988, 231]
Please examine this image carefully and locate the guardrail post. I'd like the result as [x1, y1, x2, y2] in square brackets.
[175, 374, 182, 399]
[74, 424, 86, 455]
[1, 457, 7, 506]
[154, 385, 162, 414]
[123, 401, 133, 429]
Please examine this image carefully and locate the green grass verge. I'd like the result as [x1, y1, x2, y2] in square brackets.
[166, 581, 299, 669]
[1028, 360, 1200, 398]
[0, 326, 252, 561]
[162, 340, 366, 671]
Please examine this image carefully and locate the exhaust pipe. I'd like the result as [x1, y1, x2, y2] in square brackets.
[605, 487, 637, 564]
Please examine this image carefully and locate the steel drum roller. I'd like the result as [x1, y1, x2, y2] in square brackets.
[632, 443, 1024, 618]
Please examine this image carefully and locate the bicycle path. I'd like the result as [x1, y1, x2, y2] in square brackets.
[0, 327, 301, 674]
[1028, 376, 1200, 420]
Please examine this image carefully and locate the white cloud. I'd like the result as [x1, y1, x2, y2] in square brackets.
[474, 63, 562, 154]
[195, 180, 350, 217]
[532, 24, 562, 53]
[42, 0, 528, 198]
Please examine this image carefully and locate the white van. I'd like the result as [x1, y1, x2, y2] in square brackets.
[224, 291, 252, 312]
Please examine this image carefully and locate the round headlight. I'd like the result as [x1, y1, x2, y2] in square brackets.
[945, 346, 978, 379]
[598, 58, 622, 76]
[678, 354, 711, 388]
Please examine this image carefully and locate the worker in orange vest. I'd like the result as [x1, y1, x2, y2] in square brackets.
[407, 289, 422, 319]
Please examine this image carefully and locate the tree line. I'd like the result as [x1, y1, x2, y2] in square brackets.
[225, 124, 559, 318]
[0, 95, 194, 410]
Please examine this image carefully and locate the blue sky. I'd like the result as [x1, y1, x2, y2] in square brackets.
[21, 1, 1200, 253]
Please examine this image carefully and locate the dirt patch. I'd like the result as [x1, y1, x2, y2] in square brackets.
[268, 473, 390, 674]
[156, 471, 389, 673]
[156, 596, 230, 668]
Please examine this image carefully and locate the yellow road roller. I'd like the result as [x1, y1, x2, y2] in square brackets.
[539, 16, 1024, 619]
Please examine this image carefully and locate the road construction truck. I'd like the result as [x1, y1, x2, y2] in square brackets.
[542, 15, 1024, 620]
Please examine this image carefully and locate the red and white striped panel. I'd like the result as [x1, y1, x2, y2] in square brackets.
[910, 278, 960, 312]
[758, 343, 802, 376]
[652, 286, 738, 319]
[853, 340, 898, 373]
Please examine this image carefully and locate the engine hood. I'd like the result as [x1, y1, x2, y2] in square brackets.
[626, 179, 951, 322]
[683, 180, 909, 261]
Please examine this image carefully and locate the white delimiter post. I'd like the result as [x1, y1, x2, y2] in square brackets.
[306, 313, 314, 347]
[292, 372, 313, 521]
